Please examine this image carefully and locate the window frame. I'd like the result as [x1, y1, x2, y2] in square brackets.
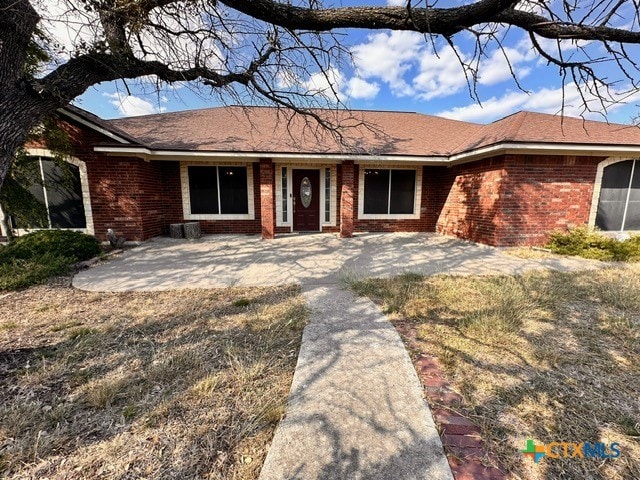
[357, 165, 422, 220]
[275, 164, 337, 230]
[181, 162, 255, 221]
[0, 149, 94, 237]
[589, 157, 640, 232]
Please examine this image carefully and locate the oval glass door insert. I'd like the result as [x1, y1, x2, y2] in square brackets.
[300, 177, 312, 208]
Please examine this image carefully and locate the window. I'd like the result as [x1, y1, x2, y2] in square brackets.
[16, 157, 86, 229]
[324, 168, 331, 222]
[282, 167, 288, 222]
[188, 166, 248, 215]
[596, 159, 640, 231]
[363, 169, 416, 215]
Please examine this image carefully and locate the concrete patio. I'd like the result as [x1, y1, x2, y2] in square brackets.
[73, 232, 595, 291]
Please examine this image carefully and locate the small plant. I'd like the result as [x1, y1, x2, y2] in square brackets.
[233, 298, 252, 307]
[546, 227, 640, 262]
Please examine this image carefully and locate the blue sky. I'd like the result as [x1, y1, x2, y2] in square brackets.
[66, 2, 640, 125]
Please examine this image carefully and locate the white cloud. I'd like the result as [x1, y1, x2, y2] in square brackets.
[412, 45, 469, 100]
[351, 31, 425, 96]
[386, 0, 406, 5]
[104, 92, 167, 117]
[302, 68, 345, 102]
[301, 68, 380, 102]
[346, 77, 380, 100]
[437, 83, 640, 123]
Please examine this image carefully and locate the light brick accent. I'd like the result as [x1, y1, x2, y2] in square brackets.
[260, 159, 275, 240]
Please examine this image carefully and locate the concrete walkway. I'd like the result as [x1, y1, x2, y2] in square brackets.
[72, 232, 599, 479]
[259, 285, 453, 480]
[73, 232, 596, 291]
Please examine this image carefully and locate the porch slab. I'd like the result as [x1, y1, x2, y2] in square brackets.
[73, 232, 598, 292]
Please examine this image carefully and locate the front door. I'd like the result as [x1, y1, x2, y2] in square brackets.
[292, 169, 320, 231]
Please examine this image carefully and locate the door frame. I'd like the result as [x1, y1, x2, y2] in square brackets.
[276, 164, 336, 232]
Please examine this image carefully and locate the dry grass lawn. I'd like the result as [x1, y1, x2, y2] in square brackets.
[0, 281, 307, 479]
[351, 266, 640, 480]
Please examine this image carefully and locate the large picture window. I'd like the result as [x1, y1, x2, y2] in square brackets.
[15, 157, 86, 229]
[363, 169, 416, 215]
[595, 159, 640, 231]
[188, 166, 249, 215]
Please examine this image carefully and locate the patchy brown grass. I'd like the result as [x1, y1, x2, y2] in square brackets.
[0, 282, 307, 479]
[351, 267, 640, 480]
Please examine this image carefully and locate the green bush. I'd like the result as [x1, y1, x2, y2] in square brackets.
[0, 230, 101, 291]
[0, 254, 72, 290]
[546, 227, 640, 262]
[0, 230, 100, 263]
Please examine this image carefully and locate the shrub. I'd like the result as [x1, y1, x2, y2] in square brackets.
[0, 254, 72, 290]
[0, 231, 101, 291]
[546, 227, 640, 262]
[0, 230, 100, 263]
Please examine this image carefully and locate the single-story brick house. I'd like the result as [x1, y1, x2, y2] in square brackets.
[5, 105, 640, 246]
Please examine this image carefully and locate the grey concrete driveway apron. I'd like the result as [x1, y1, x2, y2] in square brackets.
[73, 233, 599, 479]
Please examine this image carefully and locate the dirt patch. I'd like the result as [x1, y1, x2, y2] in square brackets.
[0, 283, 307, 479]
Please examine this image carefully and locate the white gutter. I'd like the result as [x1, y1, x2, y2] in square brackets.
[449, 142, 640, 164]
[59, 110, 131, 144]
[94, 141, 640, 165]
[92, 146, 449, 163]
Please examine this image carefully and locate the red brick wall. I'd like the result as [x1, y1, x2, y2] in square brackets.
[435, 157, 506, 245]
[47, 118, 158, 241]
[497, 155, 602, 245]
[435, 155, 603, 246]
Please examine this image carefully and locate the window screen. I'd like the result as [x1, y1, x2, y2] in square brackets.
[625, 161, 640, 230]
[389, 169, 416, 214]
[42, 160, 86, 228]
[595, 160, 638, 231]
[363, 169, 390, 214]
[18, 157, 85, 229]
[218, 166, 248, 214]
[188, 166, 219, 214]
[188, 165, 249, 215]
[363, 169, 415, 215]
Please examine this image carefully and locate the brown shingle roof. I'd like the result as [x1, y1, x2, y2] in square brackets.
[458, 111, 640, 152]
[108, 106, 483, 156]
[104, 106, 640, 156]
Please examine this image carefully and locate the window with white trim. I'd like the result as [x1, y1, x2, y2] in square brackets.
[595, 159, 640, 231]
[188, 166, 249, 215]
[14, 157, 86, 229]
[363, 169, 416, 215]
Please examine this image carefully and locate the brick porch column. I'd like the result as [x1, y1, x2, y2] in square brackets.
[259, 159, 275, 239]
[340, 160, 355, 238]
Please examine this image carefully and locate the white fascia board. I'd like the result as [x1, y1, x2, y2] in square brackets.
[449, 142, 640, 165]
[92, 146, 448, 163]
[59, 110, 131, 144]
[94, 142, 640, 165]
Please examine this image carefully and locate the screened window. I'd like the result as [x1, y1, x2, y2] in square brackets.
[17, 157, 86, 229]
[596, 159, 640, 231]
[363, 169, 416, 215]
[188, 166, 248, 215]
